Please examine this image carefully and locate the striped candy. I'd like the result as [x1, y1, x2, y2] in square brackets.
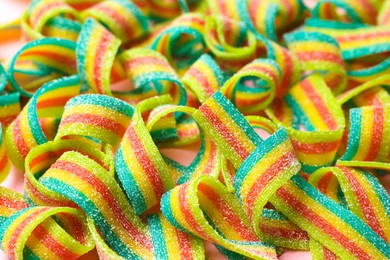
[266, 74, 345, 171]
[40, 151, 155, 259]
[312, 0, 382, 24]
[147, 103, 220, 184]
[220, 58, 281, 114]
[0, 64, 20, 127]
[148, 213, 205, 259]
[120, 48, 187, 107]
[238, 0, 307, 41]
[0, 126, 10, 183]
[27, 0, 80, 36]
[257, 209, 309, 250]
[194, 88, 390, 258]
[151, 13, 206, 73]
[234, 128, 301, 234]
[0, 206, 93, 260]
[266, 40, 301, 98]
[339, 104, 390, 169]
[24, 139, 114, 207]
[269, 174, 390, 259]
[0, 187, 28, 224]
[285, 31, 347, 94]
[305, 20, 390, 83]
[147, 106, 200, 146]
[5, 75, 80, 170]
[150, 13, 206, 74]
[193, 91, 262, 168]
[161, 175, 277, 259]
[204, 16, 258, 72]
[7, 37, 77, 97]
[76, 18, 121, 95]
[56, 94, 134, 148]
[182, 54, 225, 103]
[82, 0, 149, 43]
[148, 0, 184, 21]
[41, 17, 82, 41]
[115, 96, 175, 214]
[310, 166, 390, 243]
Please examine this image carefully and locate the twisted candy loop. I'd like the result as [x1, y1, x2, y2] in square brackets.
[337, 78, 390, 168]
[5, 75, 80, 171]
[307, 165, 390, 259]
[76, 18, 121, 95]
[146, 104, 201, 146]
[23, 0, 150, 42]
[39, 151, 155, 259]
[120, 48, 187, 108]
[338, 104, 390, 170]
[194, 91, 262, 168]
[234, 129, 301, 234]
[145, 103, 220, 184]
[305, 20, 390, 83]
[148, 213, 205, 260]
[238, 0, 307, 41]
[310, 166, 390, 242]
[0, 206, 93, 260]
[147, 105, 181, 143]
[151, 13, 207, 73]
[205, 16, 257, 72]
[285, 31, 347, 94]
[220, 58, 281, 114]
[0, 126, 10, 183]
[204, 0, 302, 97]
[219, 117, 309, 251]
[269, 175, 390, 259]
[55, 94, 134, 148]
[312, 0, 382, 24]
[147, 105, 200, 148]
[182, 54, 225, 103]
[161, 175, 278, 259]
[115, 96, 175, 215]
[24, 139, 114, 207]
[25, 0, 80, 39]
[7, 38, 77, 97]
[266, 41, 301, 98]
[147, 0, 185, 21]
[266, 74, 345, 172]
[81, 0, 149, 43]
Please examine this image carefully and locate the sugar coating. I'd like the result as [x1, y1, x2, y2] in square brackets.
[0, 0, 390, 259]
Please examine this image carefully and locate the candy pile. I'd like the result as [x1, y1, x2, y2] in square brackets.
[0, 0, 390, 259]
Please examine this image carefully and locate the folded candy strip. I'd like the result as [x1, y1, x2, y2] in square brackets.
[0, 200, 94, 260]
[0, 126, 9, 183]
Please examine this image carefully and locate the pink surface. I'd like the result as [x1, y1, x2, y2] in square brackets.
[7, 1, 388, 260]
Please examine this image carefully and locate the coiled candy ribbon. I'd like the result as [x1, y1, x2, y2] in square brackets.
[0, 0, 390, 259]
